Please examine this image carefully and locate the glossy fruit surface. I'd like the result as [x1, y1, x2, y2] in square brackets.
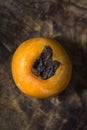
[12, 37, 72, 98]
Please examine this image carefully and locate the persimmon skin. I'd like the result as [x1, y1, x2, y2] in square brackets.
[12, 37, 72, 98]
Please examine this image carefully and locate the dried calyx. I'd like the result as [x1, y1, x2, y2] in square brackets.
[32, 46, 60, 80]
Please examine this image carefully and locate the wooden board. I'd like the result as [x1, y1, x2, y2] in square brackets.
[0, 0, 87, 130]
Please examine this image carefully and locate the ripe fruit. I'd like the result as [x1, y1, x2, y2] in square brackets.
[12, 37, 72, 98]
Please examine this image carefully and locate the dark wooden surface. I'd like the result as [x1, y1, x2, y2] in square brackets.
[0, 0, 87, 130]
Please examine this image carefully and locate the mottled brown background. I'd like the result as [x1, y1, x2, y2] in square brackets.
[0, 0, 87, 130]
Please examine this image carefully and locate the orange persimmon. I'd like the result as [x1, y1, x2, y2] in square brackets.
[11, 37, 72, 98]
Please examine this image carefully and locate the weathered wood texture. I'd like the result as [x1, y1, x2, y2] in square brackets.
[0, 0, 87, 130]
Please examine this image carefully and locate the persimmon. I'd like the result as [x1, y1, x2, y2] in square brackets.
[11, 37, 72, 98]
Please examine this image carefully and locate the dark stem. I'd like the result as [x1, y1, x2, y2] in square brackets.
[31, 46, 60, 80]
